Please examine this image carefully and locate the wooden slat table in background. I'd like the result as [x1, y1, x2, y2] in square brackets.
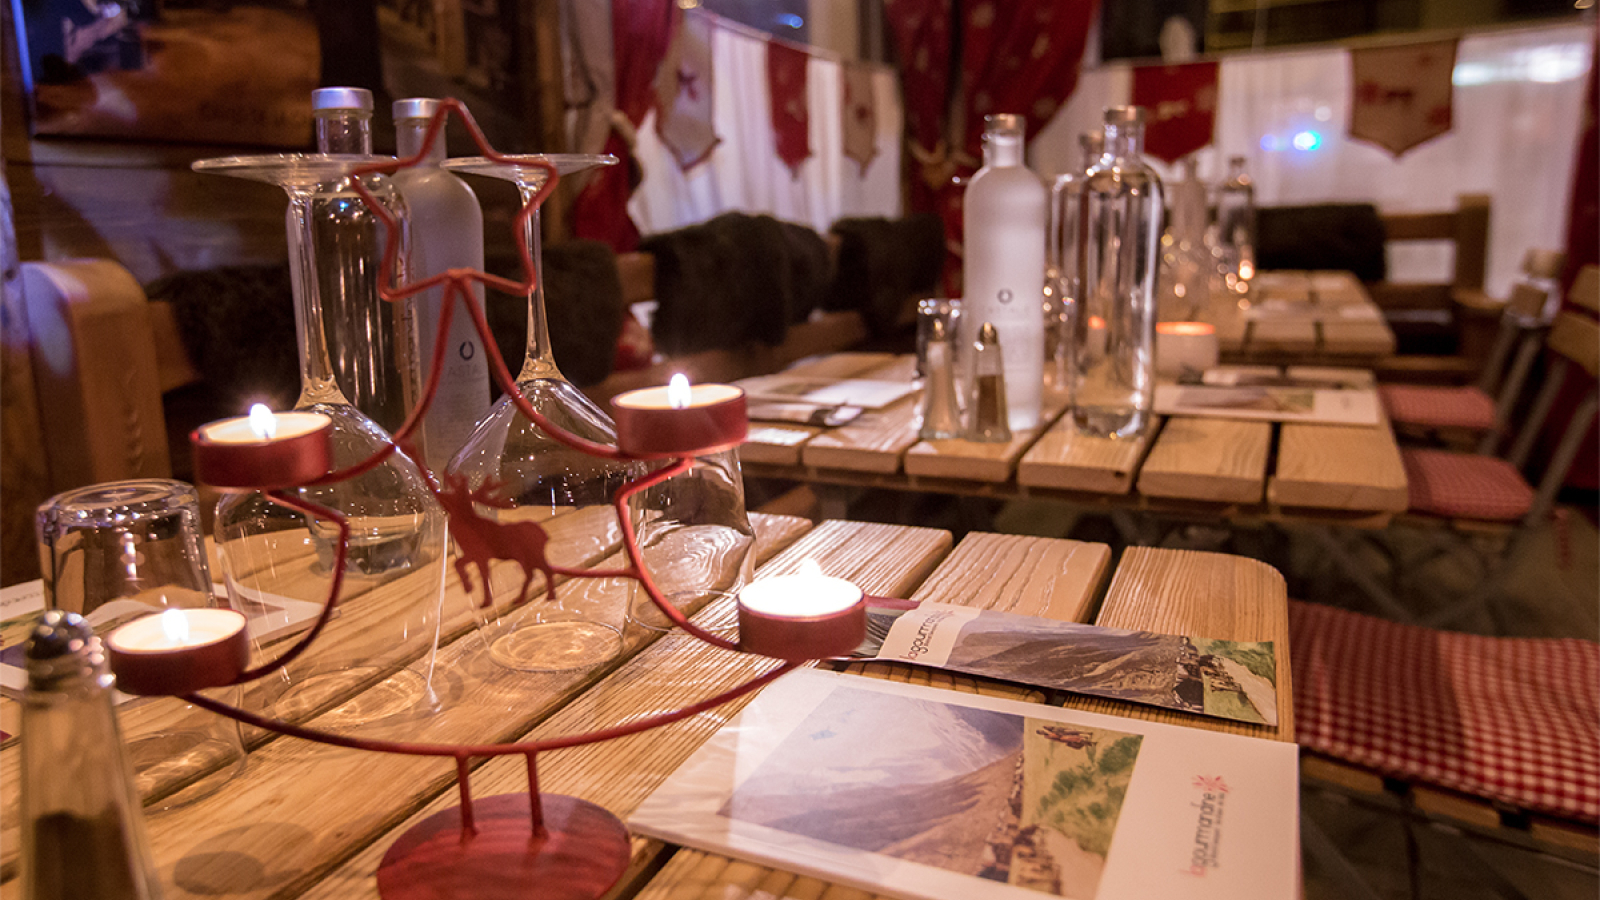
[1208, 269, 1397, 366]
[743, 349, 1410, 527]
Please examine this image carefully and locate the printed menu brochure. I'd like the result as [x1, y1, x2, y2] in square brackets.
[631, 669, 1299, 900]
[856, 603, 1277, 727]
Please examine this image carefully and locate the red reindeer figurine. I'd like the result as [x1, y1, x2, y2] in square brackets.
[430, 471, 558, 610]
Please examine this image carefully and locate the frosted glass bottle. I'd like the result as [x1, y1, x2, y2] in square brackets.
[1213, 155, 1257, 295]
[1046, 130, 1103, 393]
[391, 98, 491, 473]
[305, 87, 418, 436]
[1074, 106, 1164, 439]
[962, 113, 1046, 432]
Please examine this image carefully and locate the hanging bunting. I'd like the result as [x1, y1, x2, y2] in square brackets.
[841, 61, 879, 174]
[653, 9, 720, 170]
[1349, 39, 1458, 158]
[1130, 61, 1219, 164]
[767, 38, 811, 176]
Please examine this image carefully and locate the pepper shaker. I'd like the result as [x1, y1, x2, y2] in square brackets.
[965, 322, 1013, 443]
[20, 611, 164, 900]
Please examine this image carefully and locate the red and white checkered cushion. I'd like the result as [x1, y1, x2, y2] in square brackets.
[1380, 384, 1497, 430]
[1291, 600, 1600, 823]
[1402, 448, 1534, 521]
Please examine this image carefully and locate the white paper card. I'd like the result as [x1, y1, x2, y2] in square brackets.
[631, 669, 1299, 900]
[1154, 384, 1380, 426]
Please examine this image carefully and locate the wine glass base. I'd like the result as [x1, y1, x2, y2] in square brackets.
[377, 793, 629, 900]
[488, 622, 623, 672]
[628, 590, 739, 638]
[267, 667, 438, 729]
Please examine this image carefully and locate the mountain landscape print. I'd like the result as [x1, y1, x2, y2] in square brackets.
[859, 607, 1278, 726]
[719, 684, 1143, 898]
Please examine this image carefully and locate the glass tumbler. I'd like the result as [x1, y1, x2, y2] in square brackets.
[35, 479, 246, 811]
[626, 449, 756, 634]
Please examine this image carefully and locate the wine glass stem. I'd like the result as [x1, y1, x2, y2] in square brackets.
[514, 195, 561, 383]
[287, 190, 348, 407]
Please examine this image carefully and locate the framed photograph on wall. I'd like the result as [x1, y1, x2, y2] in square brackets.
[11, 0, 320, 146]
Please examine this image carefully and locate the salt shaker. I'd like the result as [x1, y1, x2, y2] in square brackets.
[21, 611, 164, 900]
[918, 316, 962, 440]
[964, 322, 1013, 443]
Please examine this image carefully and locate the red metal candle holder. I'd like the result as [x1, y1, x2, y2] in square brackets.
[157, 98, 866, 900]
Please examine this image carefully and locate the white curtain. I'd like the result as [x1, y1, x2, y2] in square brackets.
[1033, 23, 1593, 297]
[628, 17, 904, 236]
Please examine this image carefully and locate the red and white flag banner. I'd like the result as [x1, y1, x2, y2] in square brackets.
[1349, 39, 1458, 158]
[841, 61, 878, 175]
[767, 38, 811, 176]
[653, 9, 720, 170]
[1130, 61, 1219, 164]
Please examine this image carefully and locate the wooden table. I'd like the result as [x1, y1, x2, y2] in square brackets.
[0, 509, 1293, 900]
[741, 350, 1409, 530]
[1208, 270, 1396, 366]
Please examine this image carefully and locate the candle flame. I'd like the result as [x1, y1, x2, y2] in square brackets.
[160, 608, 191, 643]
[667, 373, 692, 410]
[248, 403, 277, 440]
[1088, 315, 1106, 329]
[797, 558, 824, 579]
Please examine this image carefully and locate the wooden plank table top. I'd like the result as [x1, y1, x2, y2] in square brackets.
[1, 510, 1292, 900]
[744, 350, 1409, 523]
[1208, 269, 1397, 364]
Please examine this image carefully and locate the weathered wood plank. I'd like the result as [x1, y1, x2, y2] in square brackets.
[1137, 417, 1271, 503]
[1016, 412, 1149, 495]
[1270, 421, 1409, 512]
[294, 520, 956, 900]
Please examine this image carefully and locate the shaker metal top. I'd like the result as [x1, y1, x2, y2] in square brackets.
[312, 87, 374, 112]
[24, 610, 106, 689]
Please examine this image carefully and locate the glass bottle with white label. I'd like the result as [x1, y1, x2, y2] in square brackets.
[962, 113, 1046, 432]
[391, 98, 492, 473]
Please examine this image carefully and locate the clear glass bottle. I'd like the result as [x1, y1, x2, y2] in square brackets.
[962, 113, 1046, 432]
[1074, 106, 1164, 439]
[1047, 130, 1103, 394]
[391, 98, 492, 474]
[1213, 155, 1257, 296]
[1162, 157, 1212, 321]
[21, 611, 164, 900]
[306, 87, 418, 436]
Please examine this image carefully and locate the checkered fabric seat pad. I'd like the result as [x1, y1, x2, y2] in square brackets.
[1402, 448, 1534, 521]
[1290, 600, 1600, 823]
[1380, 384, 1497, 430]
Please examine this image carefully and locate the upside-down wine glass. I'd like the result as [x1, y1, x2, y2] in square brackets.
[441, 154, 646, 673]
[191, 154, 451, 733]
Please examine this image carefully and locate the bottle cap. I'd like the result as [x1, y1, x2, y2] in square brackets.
[1104, 106, 1146, 126]
[393, 97, 442, 120]
[984, 114, 1024, 135]
[312, 87, 374, 112]
[978, 322, 1000, 346]
[25, 610, 105, 690]
[1080, 129, 1104, 155]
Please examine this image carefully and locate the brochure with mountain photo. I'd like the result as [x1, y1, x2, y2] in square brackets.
[856, 603, 1278, 727]
[631, 669, 1299, 900]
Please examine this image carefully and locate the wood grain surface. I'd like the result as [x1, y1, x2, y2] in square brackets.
[1137, 417, 1272, 503]
[1016, 414, 1151, 495]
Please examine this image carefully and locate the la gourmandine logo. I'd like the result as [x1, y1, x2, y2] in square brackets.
[1183, 775, 1230, 877]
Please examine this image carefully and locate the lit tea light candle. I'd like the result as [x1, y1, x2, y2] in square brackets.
[612, 373, 747, 458]
[192, 403, 333, 489]
[736, 560, 866, 661]
[106, 607, 249, 696]
[1155, 321, 1220, 377]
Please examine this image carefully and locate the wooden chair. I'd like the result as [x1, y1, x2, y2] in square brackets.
[1371, 194, 1496, 383]
[1292, 598, 1598, 900]
[1379, 253, 1571, 450]
[1313, 286, 1599, 629]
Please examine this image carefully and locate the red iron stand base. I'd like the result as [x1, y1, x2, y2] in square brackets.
[376, 794, 630, 900]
